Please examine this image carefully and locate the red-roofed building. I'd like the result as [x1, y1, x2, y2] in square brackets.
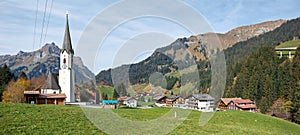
[24, 91, 66, 105]
[229, 99, 256, 112]
[218, 98, 242, 110]
[218, 98, 256, 112]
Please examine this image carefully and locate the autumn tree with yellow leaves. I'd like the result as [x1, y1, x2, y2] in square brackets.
[2, 71, 30, 103]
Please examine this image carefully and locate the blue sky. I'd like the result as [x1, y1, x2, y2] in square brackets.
[0, 0, 299, 73]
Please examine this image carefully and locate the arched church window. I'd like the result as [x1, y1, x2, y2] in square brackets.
[63, 58, 66, 64]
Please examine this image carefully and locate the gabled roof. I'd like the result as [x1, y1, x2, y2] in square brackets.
[232, 99, 254, 104]
[61, 13, 74, 54]
[118, 96, 135, 101]
[235, 104, 256, 109]
[220, 98, 242, 105]
[166, 95, 180, 102]
[153, 95, 166, 101]
[42, 73, 61, 90]
[192, 94, 214, 101]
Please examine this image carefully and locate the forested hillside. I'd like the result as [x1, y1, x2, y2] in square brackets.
[225, 47, 300, 123]
[224, 18, 300, 123]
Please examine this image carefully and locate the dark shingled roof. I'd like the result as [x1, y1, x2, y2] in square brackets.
[61, 13, 74, 54]
[153, 95, 166, 101]
[42, 73, 61, 90]
[192, 94, 214, 101]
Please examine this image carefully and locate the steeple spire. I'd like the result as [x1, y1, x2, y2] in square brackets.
[61, 13, 74, 54]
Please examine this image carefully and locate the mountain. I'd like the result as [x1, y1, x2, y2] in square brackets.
[187, 19, 286, 61]
[0, 43, 94, 84]
[217, 19, 286, 48]
[96, 19, 286, 87]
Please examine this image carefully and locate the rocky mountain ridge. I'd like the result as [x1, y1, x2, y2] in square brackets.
[96, 19, 287, 87]
[185, 19, 286, 61]
[0, 43, 94, 84]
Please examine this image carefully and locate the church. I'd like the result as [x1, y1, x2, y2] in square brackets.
[24, 13, 75, 105]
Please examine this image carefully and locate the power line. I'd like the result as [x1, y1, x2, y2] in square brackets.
[32, 0, 39, 51]
[43, 0, 54, 44]
[39, 0, 48, 48]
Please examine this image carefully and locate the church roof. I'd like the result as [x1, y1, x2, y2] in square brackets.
[42, 73, 61, 90]
[61, 13, 74, 54]
[39, 93, 66, 99]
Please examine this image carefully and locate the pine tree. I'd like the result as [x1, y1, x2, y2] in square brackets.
[113, 89, 119, 99]
[116, 82, 127, 97]
[18, 71, 27, 80]
[0, 64, 13, 101]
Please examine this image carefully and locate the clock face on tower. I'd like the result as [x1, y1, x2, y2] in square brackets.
[62, 64, 67, 69]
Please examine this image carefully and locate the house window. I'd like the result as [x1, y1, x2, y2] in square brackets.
[201, 107, 206, 110]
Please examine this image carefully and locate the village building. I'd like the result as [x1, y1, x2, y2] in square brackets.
[228, 99, 256, 112]
[154, 95, 167, 107]
[118, 96, 137, 107]
[218, 98, 242, 110]
[166, 95, 185, 108]
[218, 98, 257, 112]
[186, 94, 214, 112]
[166, 95, 179, 107]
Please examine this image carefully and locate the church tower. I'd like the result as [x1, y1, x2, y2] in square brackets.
[59, 13, 75, 103]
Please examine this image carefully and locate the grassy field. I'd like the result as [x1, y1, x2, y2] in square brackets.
[276, 40, 300, 48]
[1, 103, 300, 134]
[97, 85, 114, 98]
[0, 103, 103, 135]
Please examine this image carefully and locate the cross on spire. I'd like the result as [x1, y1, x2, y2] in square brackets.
[61, 12, 74, 54]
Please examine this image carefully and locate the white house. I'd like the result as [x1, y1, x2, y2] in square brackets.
[186, 94, 214, 112]
[118, 97, 137, 107]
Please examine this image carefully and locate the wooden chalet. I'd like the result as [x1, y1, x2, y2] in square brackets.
[166, 95, 185, 107]
[218, 98, 242, 110]
[154, 95, 167, 103]
[218, 98, 256, 112]
[230, 99, 256, 112]
[153, 95, 167, 107]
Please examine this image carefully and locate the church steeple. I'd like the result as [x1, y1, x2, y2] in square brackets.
[61, 13, 74, 54]
[59, 12, 75, 103]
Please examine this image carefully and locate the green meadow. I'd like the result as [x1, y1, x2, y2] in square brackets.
[1, 103, 299, 134]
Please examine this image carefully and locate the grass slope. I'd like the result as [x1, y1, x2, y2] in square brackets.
[276, 40, 300, 48]
[0, 103, 103, 135]
[1, 103, 299, 135]
[97, 85, 114, 98]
